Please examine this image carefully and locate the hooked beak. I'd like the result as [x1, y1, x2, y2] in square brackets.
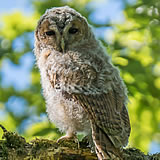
[60, 38, 65, 53]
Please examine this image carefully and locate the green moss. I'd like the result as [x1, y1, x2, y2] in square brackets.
[0, 124, 28, 158]
[31, 138, 58, 156]
[0, 140, 8, 159]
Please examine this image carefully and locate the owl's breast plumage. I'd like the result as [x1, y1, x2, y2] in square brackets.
[44, 50, 113, 95]
[39, 50, 95, 133]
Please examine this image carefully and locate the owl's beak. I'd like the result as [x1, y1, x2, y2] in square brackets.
[60, 38, 65, 53]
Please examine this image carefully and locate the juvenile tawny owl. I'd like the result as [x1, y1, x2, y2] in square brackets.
[34, 6, 131, 160]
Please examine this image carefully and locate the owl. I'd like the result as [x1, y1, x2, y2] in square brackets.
[34, 6, 131, 160]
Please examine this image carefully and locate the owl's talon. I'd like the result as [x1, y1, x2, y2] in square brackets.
[57, 135, 79, 148]
[57, 135, 73, 143]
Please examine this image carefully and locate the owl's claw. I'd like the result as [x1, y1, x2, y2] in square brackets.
[57, 135, 80, 148]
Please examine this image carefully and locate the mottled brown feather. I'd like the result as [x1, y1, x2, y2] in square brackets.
[71, 89, 130, 159]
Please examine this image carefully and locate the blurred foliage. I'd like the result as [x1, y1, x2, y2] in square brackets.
[0, 0, 160, 153]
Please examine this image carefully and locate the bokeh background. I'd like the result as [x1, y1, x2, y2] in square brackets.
[0, 0, 160, 154]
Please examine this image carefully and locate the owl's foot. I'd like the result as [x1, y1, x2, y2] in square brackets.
[57, 135, 80, 148]
[57, 134, 79, 148]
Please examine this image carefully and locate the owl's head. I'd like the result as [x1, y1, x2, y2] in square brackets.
[35, 6, 93, 57]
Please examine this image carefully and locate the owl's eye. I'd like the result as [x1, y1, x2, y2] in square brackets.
[45, 30, 55, 36]
[69, 28, 78, 34]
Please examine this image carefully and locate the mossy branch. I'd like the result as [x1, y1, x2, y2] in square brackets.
[0, 125, 159, 160]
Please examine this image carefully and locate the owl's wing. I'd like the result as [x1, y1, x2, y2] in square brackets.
[72, 89, 130, 158]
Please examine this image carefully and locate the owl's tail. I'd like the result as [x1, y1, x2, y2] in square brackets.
[91, 123, 123, 160]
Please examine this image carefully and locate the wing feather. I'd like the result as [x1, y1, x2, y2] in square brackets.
[72, 89, 131, 148]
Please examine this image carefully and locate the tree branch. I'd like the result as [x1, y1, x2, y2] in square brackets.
[0, 125, 159, 160]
